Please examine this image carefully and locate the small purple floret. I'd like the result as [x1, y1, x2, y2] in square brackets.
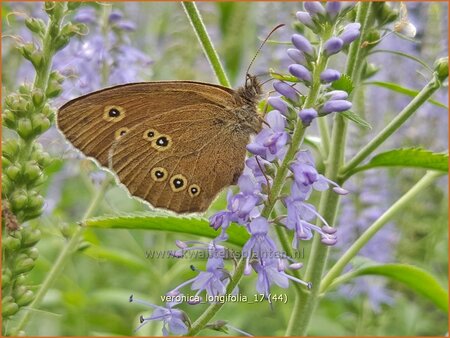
[323, 37, 344, 56]
[268, 97, 288, 115]
[296, 11, 315, 28]
[320, 69, 341, 83]
[291, 34, 314, 56]
[287, 48, 307, 66]
[321, 99, 352, 114]
[304, 2, 325, 16]
[289, 64, 312, 83]
[273, 81, 298, 101]
[326, 2, 341, 19]
[298, 108, 318, 127]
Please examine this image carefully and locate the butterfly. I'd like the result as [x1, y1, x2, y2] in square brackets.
[57, 75, 263, 213]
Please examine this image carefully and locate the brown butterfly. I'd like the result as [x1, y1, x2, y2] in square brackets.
[57, 76, 263, 213]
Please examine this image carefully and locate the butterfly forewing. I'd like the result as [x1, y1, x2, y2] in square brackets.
[57, 82, 235, 166]
[110, 104, 248, 213]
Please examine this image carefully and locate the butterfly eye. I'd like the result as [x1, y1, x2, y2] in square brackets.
[188, 184, 201, 197]
[152, 134, 172, 152]
[143, 128, 158, 141]
[151, 167, 168, 182]
[115, 127, 129, 140]
[103, 105, 126, 122]
[170, 174, 187, 192]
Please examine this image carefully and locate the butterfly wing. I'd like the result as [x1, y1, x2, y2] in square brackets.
[110, 103, 248, 213]
[57, 82, 235, 166]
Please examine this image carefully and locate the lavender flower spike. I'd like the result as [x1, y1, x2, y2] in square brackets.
[324, 37, 344, 56]
[304, 2, 326, 16]
[289, 64, 312, 83]
[321, 99, 352, 114]
[287, 48, 307, 66]
[273, 81, 298, 101]
[291, 34, 315, 56]
[298, 108, 318, 127]
[320, 69, 341, 83]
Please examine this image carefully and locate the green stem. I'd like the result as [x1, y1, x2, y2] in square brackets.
[289, 3, 374, 335]
[182, 2, 231, 88]
[341, 74, 444, 178]
[320, 170, 445, 293]
[12, 177, 112, 334]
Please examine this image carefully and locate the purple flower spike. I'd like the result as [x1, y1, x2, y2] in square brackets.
[326, 90, 348, 100]
[324, 37, 344, 56]
[273, 81, 298, 101]
[289, 64, 312, 83]
[296, 11, 315, 29]
[287, 48, 307, 66]
[108, 10, 123, 23]
[298, 108, 318, 127]
[268, 96, 288, 115]
[320, 69, 341, 83]
[291, 34, 315, 56]
[326, 2, 341, 19]
[340, 29, 360, 45]
[321, 99, 352, 114]
[304, 2, 326, 16]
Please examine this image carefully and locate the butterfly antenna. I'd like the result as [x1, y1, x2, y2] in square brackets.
[245, 24, 285, 78]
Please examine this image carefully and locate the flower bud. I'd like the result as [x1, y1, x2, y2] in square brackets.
[23, 162, 42, 183]
[17, 118, 34, 140]
[291, 34, 315, 56]
[326, 90, 348, 100]
[3, 109, 17, 129]
[13, 285, 28, 300]
[323, 37, 344, 56]
[289, 64, 312, 83]
[16, 290, 34, 307]
[434, 57, 448, 81]
[10, 191, 28, 211]
[46, 79, 63, 98]
[333, 187, 349, 195]
[298, 108, 318, 127]
[287, 48, 307, 66]
[17, 42, 35, 60]
[25, 17, 46, 35]
[13, 255, 35, 275]
[268, 97, 288, 116]
[24, 247, 39, 260]
[296, 11, 315, 29]
[21, 228, 41, 248]
[321, 236, 337, 246]
[326, 2, 341, 20]
[273, 81, 298, 101]
[340, 28, 360, 45]
[304, 2, 325, 16]
[2, 297, 19, 317]
[26, 192, 45, 211]
[2, 268, 12, 288]
[320, 69, 341, 83]
[321, 100, 352, 114]
[3, 140, 21, 161]
[29, 51, 44, 69]
[31, 114, 51, 134]
[6, 164, 22, 182]
[32, 89, 45, 107]
[3, 236, 22, 252]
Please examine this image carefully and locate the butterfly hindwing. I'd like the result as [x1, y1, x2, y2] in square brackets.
[110, 104, 247, 213]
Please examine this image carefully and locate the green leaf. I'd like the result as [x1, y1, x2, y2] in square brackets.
[340, 110, 372, 130]
[347, 264, 448, 312]
[364, 81, 448, 109]
[84, 213, 249, 247]
[331, 74, 354, 94]
[352, 148, 448, 174]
